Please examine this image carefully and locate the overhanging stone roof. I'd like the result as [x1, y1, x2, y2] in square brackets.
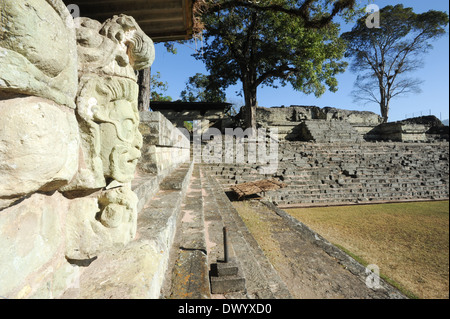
[63, 0, 195, 42]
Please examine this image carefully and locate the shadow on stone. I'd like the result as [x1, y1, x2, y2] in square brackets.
[66, 256, 98, 267]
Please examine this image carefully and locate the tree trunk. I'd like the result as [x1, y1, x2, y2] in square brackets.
[380, 97, 389, 123]
[379, 84, 389, 123]
[138, 67, 151, 112]
[243, 83, 258, 131]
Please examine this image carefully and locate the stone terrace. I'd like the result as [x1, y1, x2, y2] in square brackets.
[201, 141, 449, 206]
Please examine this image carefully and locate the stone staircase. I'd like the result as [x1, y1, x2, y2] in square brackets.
[299, 120, 363, 143]
[263, 119, 364, 142]
[61, 139, 448, 298]
[162, 164, 210, 299]
[63, 153, 292, 299]
[201, 141, 449, 206]
[265, 121, 304, 141]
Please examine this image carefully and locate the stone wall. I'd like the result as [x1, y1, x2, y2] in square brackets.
[0, 0, 182, 299]
[256, 105, 383, 141]
[368, 116, 450, 142]
[138, 111, 190, 178]
[257, 105, 382, 126]
[201, 141, 449, 206]
[256, 106, 448, 143]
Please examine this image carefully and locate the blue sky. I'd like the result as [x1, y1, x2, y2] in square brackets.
[151, 0, 449, 123]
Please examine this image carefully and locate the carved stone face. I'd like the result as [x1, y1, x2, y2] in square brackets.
[64, 15, 153, 190]
[98, 99, 143, 183]
[61, 14, 153, 260]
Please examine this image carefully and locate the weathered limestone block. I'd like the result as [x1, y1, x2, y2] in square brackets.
[140, 111, 190, 148]
[371, 122, 428, 142]
[0, 0, 78, 108]
[0, 0, 80, 208]
[65, 187, 138, 260]
[138, 112, 191, 178]
[0, 192, 70, 298]
[0, 97, 79, 208]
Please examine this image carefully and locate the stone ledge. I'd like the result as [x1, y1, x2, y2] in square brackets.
[210, 272, 246, 295]
[62, 161, 194, 299]
[169, 249, 211, 299]
[132, 174, 160, 213]
[140, 111, 190, 148]
[261, 201, 407, 299]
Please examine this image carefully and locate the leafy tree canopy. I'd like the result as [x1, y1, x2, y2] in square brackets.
[194, 0, 353, 129]
[151, 71, 172, 102]
[180, 73, 226, 103]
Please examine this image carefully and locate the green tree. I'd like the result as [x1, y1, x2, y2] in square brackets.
[180, 73, 226, 102]
[195, 0, 354, 129]
[341, 5, 449, 123]
[151, 71, 172, 102]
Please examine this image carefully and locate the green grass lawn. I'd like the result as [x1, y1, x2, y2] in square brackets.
[286, 201, 449, 299]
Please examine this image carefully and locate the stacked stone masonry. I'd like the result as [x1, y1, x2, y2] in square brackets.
[256, 106, 448, 142]
[0, 0, 188, 299]
[298, 120, 363, 143]
[201, 141, 449, 206]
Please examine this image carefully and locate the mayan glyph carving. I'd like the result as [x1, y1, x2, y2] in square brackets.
[0, 0, 79, 209]
[65, 15, 154, 191]
[65, 187, 139, 260]
[63, 14, 154, 260]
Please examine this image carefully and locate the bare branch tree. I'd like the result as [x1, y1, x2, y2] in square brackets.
[342, 5, 449, 122]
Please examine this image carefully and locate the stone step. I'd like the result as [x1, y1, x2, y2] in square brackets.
[164, 165, 211, 299]
[132, 174, 160, 213]
[197, 141, 449, 205]
[159, 162, 195, 191]
[201, 170, 292, 299]
[63, 161, 194, 299]
[201, 170, 246, 296]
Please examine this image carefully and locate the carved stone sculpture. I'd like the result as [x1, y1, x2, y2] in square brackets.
[0, 0, 79, 209]
[0, 0, 156, 296]
[0, 0, 78, 108]
[1, 0, 154, 259]
[64, 15, 154, 260]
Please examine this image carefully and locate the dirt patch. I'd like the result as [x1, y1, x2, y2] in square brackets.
[232, 200, 402, 299]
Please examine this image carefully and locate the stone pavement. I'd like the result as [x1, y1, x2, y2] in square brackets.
[162, 164, 406, 299]
[162, 164, 291, 299]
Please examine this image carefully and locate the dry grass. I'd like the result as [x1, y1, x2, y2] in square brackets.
[287, 201, 449, 299]
[232, 201, 284, 265]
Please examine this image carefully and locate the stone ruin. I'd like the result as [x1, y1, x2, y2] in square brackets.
[254, 105, 449, 142]
[0, 0, 170, 298]
[0, 0, 448, 300]
[199, 106, 449, 207]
